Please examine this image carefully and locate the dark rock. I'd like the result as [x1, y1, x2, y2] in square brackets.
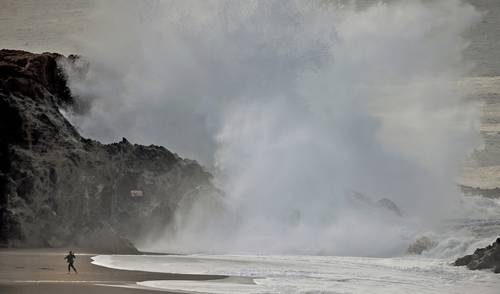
[376, 198, 403, 217]
[454, 237, 500, 273]
[345, 190, 403, 217]
[454, 254, 473, 266]
[0, 49, 72, 105]
[0, 50, 223, 250]
[407, 236, 437, 255]
[460, 185, 500, 199]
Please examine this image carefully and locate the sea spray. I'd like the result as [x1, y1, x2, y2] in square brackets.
[63, 0, 482, 256]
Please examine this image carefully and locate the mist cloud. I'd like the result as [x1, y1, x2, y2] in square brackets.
[64, 0, 482, 256]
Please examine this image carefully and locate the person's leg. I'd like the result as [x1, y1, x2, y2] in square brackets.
[70, 263, 77, 273]
[67, 263, 70, 273]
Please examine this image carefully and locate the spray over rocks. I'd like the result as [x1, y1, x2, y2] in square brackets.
[54, 0, 486, 256]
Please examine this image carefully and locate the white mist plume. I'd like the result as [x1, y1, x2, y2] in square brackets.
[64, 0, 482, 256]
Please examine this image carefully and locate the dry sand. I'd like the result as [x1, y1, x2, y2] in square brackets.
[0, 248, 225, 293]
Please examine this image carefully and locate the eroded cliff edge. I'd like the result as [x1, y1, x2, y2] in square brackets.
[0, 49, 221, 252]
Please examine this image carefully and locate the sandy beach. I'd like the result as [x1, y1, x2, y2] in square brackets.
[0, 248, 225, 293]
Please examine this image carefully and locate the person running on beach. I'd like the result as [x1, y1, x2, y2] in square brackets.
[64, 251, 77, 273]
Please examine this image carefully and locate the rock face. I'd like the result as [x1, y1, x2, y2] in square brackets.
[0, 49, 221, 252]
[454, 238, 500, 273]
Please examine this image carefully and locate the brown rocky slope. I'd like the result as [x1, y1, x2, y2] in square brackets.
[0, 49, 222, 252]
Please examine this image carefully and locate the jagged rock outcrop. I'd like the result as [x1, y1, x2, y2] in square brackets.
[454, 237, 500, 273]
[0, 49, 222, 252]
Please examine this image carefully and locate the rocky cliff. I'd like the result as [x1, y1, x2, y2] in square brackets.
[0, 49, 221, 252]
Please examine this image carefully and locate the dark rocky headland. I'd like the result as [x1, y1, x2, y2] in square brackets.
[454, 238, 500, 273]
[0, 49, 221, 253]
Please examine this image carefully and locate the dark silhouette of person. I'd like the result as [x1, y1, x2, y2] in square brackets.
[64, 251, 77, 273]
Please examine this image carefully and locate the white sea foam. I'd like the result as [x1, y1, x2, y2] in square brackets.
[92, 254, 500, 294]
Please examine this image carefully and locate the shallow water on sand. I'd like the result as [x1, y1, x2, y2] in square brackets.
[92, 254, 500, 294]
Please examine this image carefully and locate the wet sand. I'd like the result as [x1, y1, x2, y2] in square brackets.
[0, 248, 226, 293]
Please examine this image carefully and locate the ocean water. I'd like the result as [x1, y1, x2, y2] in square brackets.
[92, 254, 499, 293]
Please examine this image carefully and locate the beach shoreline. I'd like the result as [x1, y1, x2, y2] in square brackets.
[0, 248, 226, 293]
